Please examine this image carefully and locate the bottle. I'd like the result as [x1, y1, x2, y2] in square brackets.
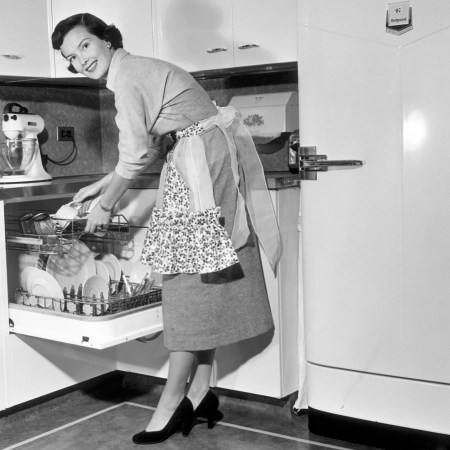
[288, 130, 300, 174]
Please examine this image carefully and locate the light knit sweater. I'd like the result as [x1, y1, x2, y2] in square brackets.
[106, 48, 217, 180]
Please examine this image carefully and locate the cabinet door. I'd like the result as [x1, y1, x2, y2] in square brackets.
[215, 189, 300, 398]
[153, 0, 234, 72]
[232, 0, 298, 67]
[52, 0, 154, 78]
[0, 0, 53, 77]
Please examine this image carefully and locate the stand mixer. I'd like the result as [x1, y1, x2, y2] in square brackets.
[0, 103, 52, 183]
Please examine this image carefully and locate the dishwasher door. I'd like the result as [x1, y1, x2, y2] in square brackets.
[8, 303, 162, 349]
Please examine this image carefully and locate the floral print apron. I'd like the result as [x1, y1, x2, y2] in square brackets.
[141, 150, 239, 274]
[141, 106, 282, 275]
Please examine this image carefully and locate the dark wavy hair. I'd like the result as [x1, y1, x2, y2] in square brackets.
[52, 13, 123, 73]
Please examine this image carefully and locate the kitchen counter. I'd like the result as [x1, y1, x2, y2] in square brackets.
[0, 171, 300, 203]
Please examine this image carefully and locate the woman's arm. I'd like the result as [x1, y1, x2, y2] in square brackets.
[73, 172, 113, 203]
[80, 145, 163, 233]
[83, 171, 133, 233]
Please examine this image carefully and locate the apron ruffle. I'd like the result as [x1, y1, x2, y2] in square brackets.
[141, 206, 239, 274]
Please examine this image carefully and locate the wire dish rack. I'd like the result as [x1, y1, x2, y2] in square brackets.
[14, 280, 162, 318]
[6, 213, 131, 255]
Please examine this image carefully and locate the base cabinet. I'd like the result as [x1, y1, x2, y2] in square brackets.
[215, 188, 300, 398]
[0, 185, 299, 412]
[0, 188, 161, 409]
[6, 335, 116, 407]
[113, 188, 300, 399]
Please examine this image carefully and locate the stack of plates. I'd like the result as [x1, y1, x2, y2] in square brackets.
[19, 242, 124, 311]
[94, 253, 121, 282]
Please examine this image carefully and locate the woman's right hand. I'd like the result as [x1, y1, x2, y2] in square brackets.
[73, 173, 113, 203]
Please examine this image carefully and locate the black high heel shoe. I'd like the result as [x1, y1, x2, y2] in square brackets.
[194, 390, 223, 429]
[132, 397, 195, 445]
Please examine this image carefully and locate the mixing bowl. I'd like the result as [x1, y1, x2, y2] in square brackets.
[0, 138, 36, 175]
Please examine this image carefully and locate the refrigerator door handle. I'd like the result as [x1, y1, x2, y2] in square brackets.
[299, 146, 363, 180]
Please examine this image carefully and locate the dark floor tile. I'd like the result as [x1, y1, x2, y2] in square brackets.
[2, 403, 348, 450]
[0, 375, 384, 450]
[123, 386, 382, 450]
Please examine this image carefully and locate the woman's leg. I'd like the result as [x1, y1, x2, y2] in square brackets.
[186, 349, 216, 409]
[145, 350, 195, 431]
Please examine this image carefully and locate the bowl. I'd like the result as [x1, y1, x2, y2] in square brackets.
[0, 138, 36, 175]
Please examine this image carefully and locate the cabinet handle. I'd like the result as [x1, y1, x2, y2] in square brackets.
[206, 47, 228, 54]
[1, 54, 22, 60]
[237, 43, 260, 50]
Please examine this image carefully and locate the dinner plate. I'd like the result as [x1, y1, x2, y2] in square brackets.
[20, 266, 36, 292]
[95, 253, 121, 282]
[46, 240, 96, 291]
[25, 267, 64, 308]
[94, 260, 110, 283]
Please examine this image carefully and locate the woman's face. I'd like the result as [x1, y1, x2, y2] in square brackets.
[60, 25, 113, 79]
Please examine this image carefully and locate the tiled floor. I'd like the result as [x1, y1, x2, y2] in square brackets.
[0, 374, 382, 450]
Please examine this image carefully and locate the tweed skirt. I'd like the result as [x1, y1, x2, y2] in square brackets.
[161, 126, 274, 351]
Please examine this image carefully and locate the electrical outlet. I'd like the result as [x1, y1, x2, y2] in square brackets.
[57, 126, 74, 141]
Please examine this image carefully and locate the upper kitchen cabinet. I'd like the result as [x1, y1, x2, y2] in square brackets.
[52, 0, 154, 78]
[152, 0, 234, 72]
[0, 0, 53, 78]
[232, 0, 297, 67]
[152, 0, 298, 72]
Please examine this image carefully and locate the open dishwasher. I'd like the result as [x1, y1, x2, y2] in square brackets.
[1, 179, 162, 350]
[0, 179, 163, 410]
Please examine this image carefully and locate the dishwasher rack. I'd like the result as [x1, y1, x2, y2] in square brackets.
[14, 280, 162, 319]
[5, 212, 131, 255]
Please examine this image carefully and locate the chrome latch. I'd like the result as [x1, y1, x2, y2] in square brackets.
[299, 146, 363, 180]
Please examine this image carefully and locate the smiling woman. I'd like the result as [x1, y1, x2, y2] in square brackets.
[52, 13, 122, 77]
[51, 12, 282, 446]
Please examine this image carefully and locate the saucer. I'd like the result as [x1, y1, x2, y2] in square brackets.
[20, 266, 36, 292]
[94, 260, 110, 283]
[25, 267, 64, 308]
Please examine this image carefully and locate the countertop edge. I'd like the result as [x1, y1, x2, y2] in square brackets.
[0, 172, 300, 203]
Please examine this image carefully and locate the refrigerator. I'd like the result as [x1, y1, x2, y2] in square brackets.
[298, 0, 450, 446]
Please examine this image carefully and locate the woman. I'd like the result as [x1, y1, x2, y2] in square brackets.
[52, 13, 282, 445]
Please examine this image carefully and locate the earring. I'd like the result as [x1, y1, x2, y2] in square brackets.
[106, 43, 111, 49]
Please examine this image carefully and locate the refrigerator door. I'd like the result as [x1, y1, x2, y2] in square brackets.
[299, 0, 450, 435]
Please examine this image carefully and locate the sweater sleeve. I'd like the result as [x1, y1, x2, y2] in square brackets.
[113, 72, 163, 179]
